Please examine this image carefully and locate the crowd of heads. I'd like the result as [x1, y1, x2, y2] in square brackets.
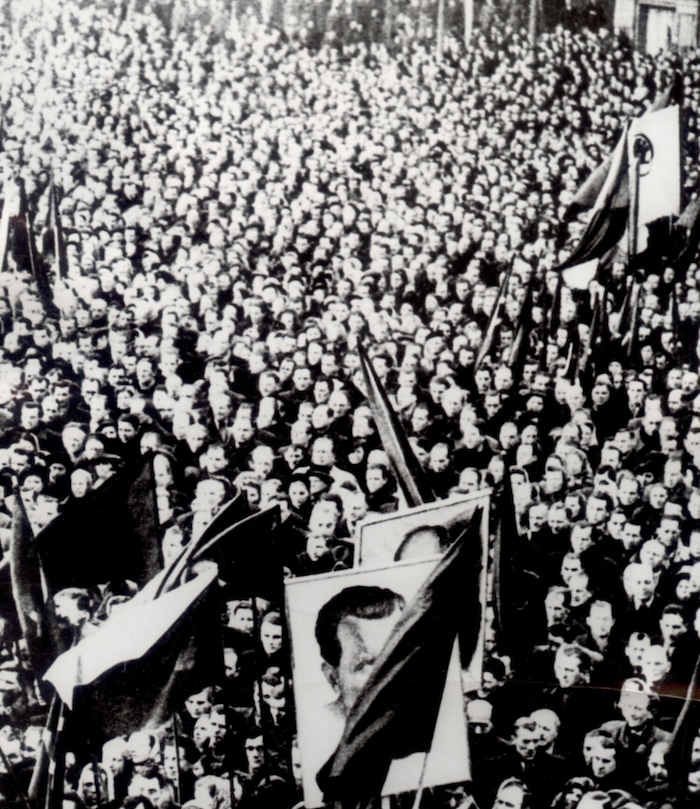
[0, 0, 699, 807]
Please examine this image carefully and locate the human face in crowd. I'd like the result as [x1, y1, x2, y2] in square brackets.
[288, 480, 310, 509]
[561, 556, 584, 585]
[618, 690, 653, 728]
[184, 689, 211, 719]
[618, 477, 639, 506]
[640, 645, 670, 686]
[626, 564, 656, 602]
[260, 619, 283, 656]
[587, 603, 613, 642]
[589, 743, 616, 779]
[493, 785, 525, 809]
[228, 604, 254, 635]
[545, 591, 568, 626]
[513, 725, 540, 761]
[626, 634, 651, 667]
[554, 651, 582, 688]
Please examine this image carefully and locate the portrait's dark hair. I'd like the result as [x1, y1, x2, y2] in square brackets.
[315, 586, 405, 667]
[394, 524, 449, 561]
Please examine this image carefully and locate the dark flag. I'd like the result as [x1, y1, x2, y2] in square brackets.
[558, 122, 630, 272]
[12, 179, 57, 318]
[580, 289, 603, 381]
[9, 497, 61, 677]
[649, 71, 683, 112]
[492, 468, 544, 667]
[42, 177, 69, 281]
[36, 454, 160, 593]
[624, 280, 643, 362]
[28, 697, 65, 809]
[44, 567, 221, 744]
[673, 193, 700, 278]
[670, 285, 682, 365]
[562, 326, 581, 383]
[474, 259, 514, 371]
[548, 272, 563, 339]
[155, 503, 281, 602]
[666, 656, 700, 801]
[508, 277, 534, 381]
[318, 513, 484, 806]
[358, 345, 435, 508]
[200, 491, 250, 543]
[194, 505, 283, 602]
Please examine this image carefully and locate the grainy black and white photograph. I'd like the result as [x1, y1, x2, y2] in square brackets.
[0, 0, 698, 808]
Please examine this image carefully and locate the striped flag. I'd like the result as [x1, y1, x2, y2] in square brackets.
[358, 344, 435, 508]
[558, 121, 630, 273]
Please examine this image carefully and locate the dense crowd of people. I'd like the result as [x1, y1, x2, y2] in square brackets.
[0, 0, 699, 808]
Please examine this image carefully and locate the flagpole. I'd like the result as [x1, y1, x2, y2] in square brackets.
[628, 138, 641, 264]
[474, 257, 515, 372]
[171, 715, 182, 806]
[410, 751, 430, 809]
[91, 755, 103, 808]
[44, 700, 66, 809]
[250, 595, 269, 772]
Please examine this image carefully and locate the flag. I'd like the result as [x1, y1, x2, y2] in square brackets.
[672, 193, 700, 277]
[200, 491, 250, 543]
[629, 105, 681, 253]
[492, 468, 545, 666]
[194, 505, 284, 601]
[474, 259, 514, 371]
[558, 122, 630, 272]
[561, 258, 599, 291]
[36, 454, 160, 593]
[508, 277, 534, 381]
[666, 656, 700, 800]
[41, 177, 69, 282]
[563, 80, 678, 222]
[562, 326, 581, 383]
[11, 179, 57, 317]
[44, 567, 221, 743]
[0, 178, 21, 276]
[649, 71, 683, 112]
[548, 273, 563, 339]
[28, 696, 64, 809]
[317, 512, 484, 806]
[42, 176, 76, 318]
[358, 345, 435, 508]
[670, 285, 682, 364]
[153, 503, 282, 602]
[9, 496, 61, 677]
[623, 280, 643, 362]
[579, 290, 603, 381]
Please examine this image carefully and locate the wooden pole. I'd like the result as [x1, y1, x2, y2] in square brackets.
[44, 701, 66, 809]
[171, 715, 183, 806]
[628, 146, 641, 264]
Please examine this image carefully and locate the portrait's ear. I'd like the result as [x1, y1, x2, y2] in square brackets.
[322, 661, 339, 695]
